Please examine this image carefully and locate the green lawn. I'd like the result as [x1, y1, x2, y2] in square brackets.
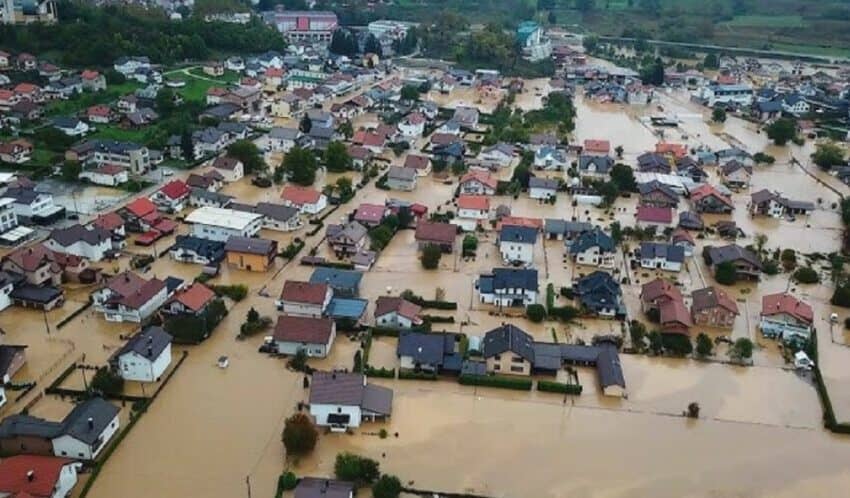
[186, 68, 241, 83]
[45, 82, 142, 117]
[723, 15, 807, 28]
[89, 125, 149, 143]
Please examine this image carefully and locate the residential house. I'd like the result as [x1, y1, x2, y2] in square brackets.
[0, 344, 26, 384]
[578, 155, 614, 178]
[569, 228, 615, 268]
[415, 221, 456, 253]
[671, 229, 696, 257]
[638, 180, 679, 208]
[749, 189, 815, 218]
[574, 271, 624, 318]
[533, 146, 568, 170]
[267, 127, 301, 153]
[476, 268, 538, 307]
[719, 160, 752, 189]
[89, 140, 151, 175]
[230, 202, 302, 232]
[704, 244, 762, 281]
[164, 282, 216, 317]
[2, 186, 65, 224]
[309, 268, 363, 298]
[294, 478, 354, 498]
[636, 152, 671, 174]
[635, 205, 674, 229]
[459, 171, 498, 195]
[478, 143, 516, 168]
[690, 184, 734, 214]
[52, 116, 89, 137]
[110, 326, 172, 382]
[396, 331, 461, 373]
[583, 139, 610, 156]
[386, 166, 417, 191]
[79, 165, 128, 187]
[452, 106, 479, 129]
[639, 242, 685, 272]
[432, 142, 465, 165]
[81, 70, 106, 92]
[498, 225, 537, 265]
[454, 195, 490, 231]
[760, 292, 814, 345]
[659, 298, 692, 335]
[528, 177, 559, 200]
[280, 186, 328, 215]
[0, 139, 33, 164]
[403, 154, 431, 176]
[326, 222, 369, 257]
[353, 204, 387, 228]
[678, 211, 704, 231]
[92, 271, 168, 322]
[44, 224, 112, 262]
[640, 278, 683, 313]
[185, 207, 262, 242]
[211, 156, 244, 183]
[50, 397, 121, 460]
[0, 455, 80, 498]
[397, 112, 426, 138]
[2, 243, 62, 286]
[374, 296, 423, 329]
[273, 315, 336, 357]
[170, 235, 225, 266]
[308, 371, 393, 429]
[224, 236, 277, 272]
[544, 219, 592, 241]
[691, 286, 738, 329]
[482, 324, 534, 375]
[277, 281, 332, 317]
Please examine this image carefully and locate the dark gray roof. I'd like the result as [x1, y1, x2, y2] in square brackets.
[639, 242, 685, 263]
[361, 384, 393, 415]
[499, 225, 538, 244]
[49, 224, 111, 248]
[532, 342, 563, 370]
[172, 235, 225, 262]
[575, 271, 622, 311]
[254, 202, 300, 222]
[387, 166, 417, 181]
[310, 268, 363, 291]
[596, 344, 625, 389]
[488, 267, 538, 292]
[114, 326, 171, 361]
[190, 188, 233, 205]
[706, 244, 762, 270]
[678, 211, 704, 229]
[570, 228, 614, 254]
[61, 397, 120, 444]
[269, 127, 300, 140]
[224, 236, 275, 255]
[482, 324, 534, 362]
[397, 331, 456, 366]
[0, 344, 26, 377]
[638, 180, 678, 199]
[295, 478, 355, 498]
[0, 414, 62, 439]
[528, 177, 559, 190]
[309, 371, 393, 415]
[461, 360, 487, 376]
[10, 284, 62, 304]
[578, 154, 615, 173]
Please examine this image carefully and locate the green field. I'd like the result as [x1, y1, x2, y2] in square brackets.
[723, 15, 807, 28]
[89, 124, 149, 143]
[45, 82, 141, 117]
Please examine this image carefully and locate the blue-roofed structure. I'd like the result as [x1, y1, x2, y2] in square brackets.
[326, 297, 368, 321]
[309, 268, 363, 297]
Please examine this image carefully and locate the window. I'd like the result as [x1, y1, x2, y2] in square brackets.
[510, 365, 524, 373]
[493, 364, 501, 371]
[493, 354, 501, 361]
[511, 356, 524, 363]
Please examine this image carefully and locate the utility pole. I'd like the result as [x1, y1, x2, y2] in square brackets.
[245, 475, 252, 498]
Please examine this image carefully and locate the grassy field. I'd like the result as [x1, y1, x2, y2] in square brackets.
[723, 15, 808, 28]
[45, 82, 142, 117]
[89, 125, 149, 143]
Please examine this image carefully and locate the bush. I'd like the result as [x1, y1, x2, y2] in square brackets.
[549, 306, 579, 322]
[91, 367, 124, 395]
[398, 370, 438, 381]
[277, 472, 297, 495]
[753, 152, 775, 164]
[793, 267, 820, 284]
[730, 337, 754, 360]
[695, 332, 713, 357]
[282, 413, 318, 457]
[537, 380, 582, 395]
[462, 234, 478, 256]
[240, 315, 273, 337]
[213, 284, 248, 301]
[400, 289, 457, 310]
[832, 282, 850, 308]
[420, 243, 442, 269]
[372, 474, 403, 498]
[334, 453, 381, 485]
[281, 239, 305, 259]
[363, 365, 395, 378]
[714, 261, 737, 285]
[526, 304, 547, 322]
[458, 374, 532, 390]
[661, 333, 693, 356]
[559, 287, 574, 299]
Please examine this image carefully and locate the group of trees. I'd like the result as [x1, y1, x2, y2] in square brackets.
[279, 146, 318, 186]
[0, 1, 285, 67]
[421, 244, 442, 269]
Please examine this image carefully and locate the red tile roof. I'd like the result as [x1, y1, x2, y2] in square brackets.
[92, 212, 124, 231]
[496, 216, 543, 231]
[583, 139, 610, 154]
[281, 185, 321, 205]
[280, 280, 329, 305]
[13, 83, 38, 95]
[170, 283, 215, 312]
[158, 180, 190, 200]
[690, 184, 733, 208]
[660, 298, 692, 333]
[460, 170, 498, 190]
[352, 130, 384, 147]
[761, 293, 813, 324]
[374, 296, 422, 322]
[81, 69, 100, 80]
[636, 206, 673, 224]
[354, 203, 386, 224]
[125, 197, 157, 218]
[3, 243, 56, 273]
[404, 154, 431, 170]
[273, 315, 334, 344]
[457, 195, 490, 211]
[0, 455, 74, 498]
[87, 105, 111, 117]
[640, 278, 682, 305]
[415, 221, 457, 244]
[655, 142, 688, 159]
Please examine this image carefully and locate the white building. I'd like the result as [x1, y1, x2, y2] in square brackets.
[528, 177, 559, 200]
[185, 206, 263, 242]
[569, 228, 616, 269]
[92, 271, 169, 323]
[309, 371, 393, 430]
[0, 197, 18, 233]
[79, 164, 129, 186]
[639, 242, 685, 272]
[276, 280, 332, 317]
[111, 326, 172, 383]
[374, 296, 423, 329]
[477, 268, 538, 307]
[498, 225, 537, 265]
[272, 315, 336, 358]
[694, 83, 753, 107]
[51, 398, 120, 460]
[44, 225, 112, 262]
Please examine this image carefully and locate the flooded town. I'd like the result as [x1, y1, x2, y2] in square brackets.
[2, 4, 850, 498]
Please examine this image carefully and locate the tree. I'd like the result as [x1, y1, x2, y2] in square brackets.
[400, 85, 420, 102]
[282, 146, 318, 186]
[526, 304, 547, 322]
[281, 413, 318, 457]
[61, 160, 81, 182]
[289, 349, 307, 372]
[420, 243, 442, 269]
[155, 88, 176, 115]
[812, 142, 845, 170]
[373, 475, 402, 498]
[325, 141, 353, 172]
[753, 152, 775, 164]
[661, 333, 693, 356]
[338, 120, 354, 140]
[336, 176, 354, 201]
[91, 367, 124, 395]
[334, 453, 380, 485]
[629, 320, 646, 349]
[576, 0, 595, 12]
[462, 234, 478, 255]
[793, 267, 820, 284]
[246, 307, 260, 324]
[703, 53, 719, 69]
[299, 113, 312, 134]
[329, 28, 358, 56]
[832, 282, 850, 308]
[648, 330, 663, 354]
[227, 140, 265, 174]
[639, 57, 664, 86]
[695, 333, 713, 357]
[765, 118, 796, 146]
[610, 163, 637, 192]
[614, 145, 624, 159]
[711, 106, 727, 123]
[364, 33, 383, 57]
[730, 338, 754, 361]
[714, 261, 737, 285]
[180, 129, 195, 162]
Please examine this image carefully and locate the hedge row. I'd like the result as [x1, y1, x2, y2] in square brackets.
[398, 370, 438, 381]
[458, 374, 532, 391]
[364, 365, 395, 378]
[537, 380, 583, 395]
[422, 315, 455, 323]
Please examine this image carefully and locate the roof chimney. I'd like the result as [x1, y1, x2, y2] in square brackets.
[88, 417, 94, 429]
[27, 470, 34, 482]
[148, 346, 153, 357]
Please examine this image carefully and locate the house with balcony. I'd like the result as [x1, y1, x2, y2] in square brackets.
[476, 267, 538, 307]
[92, 271, 168, 323]
[760, 292, 814, 345]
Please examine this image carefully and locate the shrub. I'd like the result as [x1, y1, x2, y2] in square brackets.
[278, 472, 297, 494]
[372, 474, 403, 498]
[462, 234, 478, 256]
[526, 304, 547, 322]
[334, 453, 381, 485]
[213, 284, 248, 301]
[458, 375, 532, 390]
[793, 267, 820, 284]
[832, 282, 850, 308]
[559, 287, 574, 299]
[714, 261, 737, 285]
[537, 380, 582, 395]
[288, 349, 308, 372]
[549, 306, 579, 322]
[282, 413, 318, 457]
[363, 365, 395, 378]
[730, 337, 754, 360]
[91, 367, 124, 395]
[695, 333, 713, 357]
[753, 152, 775, 164]
[420, 243, 442, 269]
[661, 333, 693, 356]
[240, 315, 273, 337]
[398, 370, 438, 381]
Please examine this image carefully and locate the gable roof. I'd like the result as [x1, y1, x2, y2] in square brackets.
[114, 326, 172, 360]
[705, 244, 762, 270]
[281, 185, 322, 205]
[280, 281, 329, 305]
[374, 296, 422, 321]
[692, 286, 739, 314]
[457, 195, 490, 211]
[224, 236, 276, 255]
[309, 371, 393, 415]
[482, 324, 534, 361]
[570, 228, 614, 254]
[761, 293, 813, 324]
[273, 315, 335, 344]
[636, 205, 673, 224]
[639, 242, 685, 263]
[124, 197, 157, 218]
[309, 268, 363, 291]
[499, 225, 538, 244]
[157, 180, 190, 200]
[640, 278, 683, 304]
[415, 221, 456, 244]
[0, 455, 75, 498]
[460, 170, 498, 190]
[397, 330, 455, 365]
[690, 184, 733, 208]
[61, 397, 120, 444]
[169, 283, 216, 312]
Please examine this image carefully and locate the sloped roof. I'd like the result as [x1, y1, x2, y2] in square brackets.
[280, 281, 329, 305]
[114, 326, 172, 360]
[273, 315, 334, 344]
[482, 324, 534, 361]
[761, 292, 813, 324]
